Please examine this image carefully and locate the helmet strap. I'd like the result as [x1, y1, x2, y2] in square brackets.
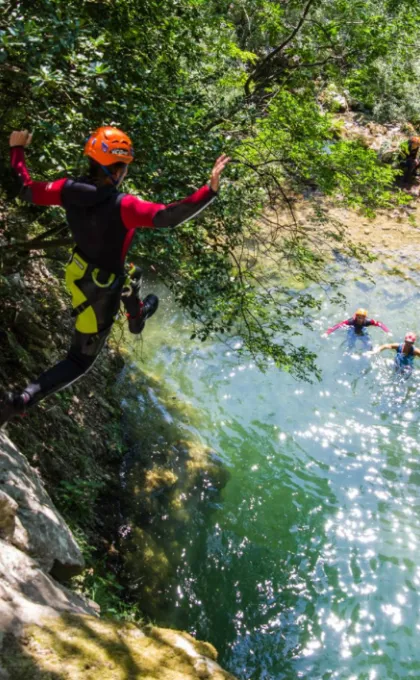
[100, 164, 120, 187]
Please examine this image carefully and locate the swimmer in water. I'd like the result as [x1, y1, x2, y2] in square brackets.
[325, 308, 389, 351]
[376, 332, 420, 374]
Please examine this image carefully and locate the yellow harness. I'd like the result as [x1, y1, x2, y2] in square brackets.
[66, 250, 133, 334]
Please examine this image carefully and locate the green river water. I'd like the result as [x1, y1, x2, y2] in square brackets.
[125, 250, 420, 680]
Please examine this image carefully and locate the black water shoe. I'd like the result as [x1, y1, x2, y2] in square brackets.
[127, 294, 159, 335]
[141, 294, 159, 321]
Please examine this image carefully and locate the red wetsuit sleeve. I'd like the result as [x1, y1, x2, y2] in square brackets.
[326, 319, 351, 335]
[367, 319, 389, 332]
[120, 185, 216, 230]
[10, 146, 66, 206]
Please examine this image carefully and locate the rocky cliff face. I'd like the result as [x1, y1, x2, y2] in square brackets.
[0, 432, 84, 579]
[0, 430, 236, 680]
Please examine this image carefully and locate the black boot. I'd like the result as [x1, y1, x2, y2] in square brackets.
[0, 392, 27, 428]
[127, 294, 159, 335]
[141, 294, 159, 321]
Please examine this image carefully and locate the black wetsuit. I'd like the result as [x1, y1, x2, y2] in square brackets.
[7, 146, 217, 410]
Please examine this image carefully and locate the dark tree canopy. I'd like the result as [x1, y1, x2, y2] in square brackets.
[1, 0, 419, 378]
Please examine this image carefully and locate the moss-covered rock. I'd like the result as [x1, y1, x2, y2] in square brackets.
[128, 465, 179, 517]
[1, 614, 236, 679]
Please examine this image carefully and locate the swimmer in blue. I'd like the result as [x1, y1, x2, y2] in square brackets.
[325, 308, 389, 351]
[376, 332, 420, 373]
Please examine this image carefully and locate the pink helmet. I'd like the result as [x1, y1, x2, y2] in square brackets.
[405, 332, 417, 343]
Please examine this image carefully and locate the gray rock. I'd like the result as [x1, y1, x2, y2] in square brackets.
[0, 539, 96, 633]
[0, 432, 84, 579]
[0, 491, 18, 542]
[320, 84, 348, 112]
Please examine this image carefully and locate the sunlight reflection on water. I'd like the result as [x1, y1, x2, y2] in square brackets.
[126, 257, 420, 679]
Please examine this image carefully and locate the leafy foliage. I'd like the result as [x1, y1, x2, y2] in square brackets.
[1, 0, 419, 378]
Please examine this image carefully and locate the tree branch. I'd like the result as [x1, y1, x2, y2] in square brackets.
[244, 0, 316, 96]
[1, 237, 73, 252]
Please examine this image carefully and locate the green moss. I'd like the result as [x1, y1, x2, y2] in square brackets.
[1, 614, 236, 679]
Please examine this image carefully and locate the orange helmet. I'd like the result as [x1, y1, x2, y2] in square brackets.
[409, 136, 420, 149]
[354, 308, 368, 318]
[84, 126, 134, 166]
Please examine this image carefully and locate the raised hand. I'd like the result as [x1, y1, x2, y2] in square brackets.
[9, 130, 33, 148]
[210, 154, 230, 192]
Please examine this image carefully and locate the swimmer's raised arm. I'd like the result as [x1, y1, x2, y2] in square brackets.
[325, 319, 351, 335]
[368, 319, 390, 333]
[375, 343, 399, 353]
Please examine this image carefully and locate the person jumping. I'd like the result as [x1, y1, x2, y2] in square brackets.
[0, 127, 229, 426]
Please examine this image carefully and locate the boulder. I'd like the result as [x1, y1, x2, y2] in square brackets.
[320, 84, 348, 112]
[150, 627, 235, 679]
[1, 614, 238, 679]
[0, 490, 18, 541]
[0, 539, 96, 633]
[0, 431, 84, 579]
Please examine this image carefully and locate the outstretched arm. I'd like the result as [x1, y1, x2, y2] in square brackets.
[414, 348, 420, 357]
[325, 319, 351, 335]
[368, 319, 390, 333]
[9, 130, 66, 206]
[376, 343, 398, 353]
[121, 154, 230, 230]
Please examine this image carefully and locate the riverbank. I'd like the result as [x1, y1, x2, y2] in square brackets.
[329, 111, 420, 256]
[288, 194, 420, 266]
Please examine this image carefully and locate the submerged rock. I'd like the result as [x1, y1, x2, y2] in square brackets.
[119, 371, 232, 614]
[0, 431, 84, 579]
[130, 466, 179, 516]
[122, 526, 173, 615]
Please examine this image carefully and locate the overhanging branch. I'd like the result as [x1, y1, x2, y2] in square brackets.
[244, 0, 316, 96]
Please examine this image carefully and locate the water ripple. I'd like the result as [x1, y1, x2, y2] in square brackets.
[127, 265, 420, 679]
